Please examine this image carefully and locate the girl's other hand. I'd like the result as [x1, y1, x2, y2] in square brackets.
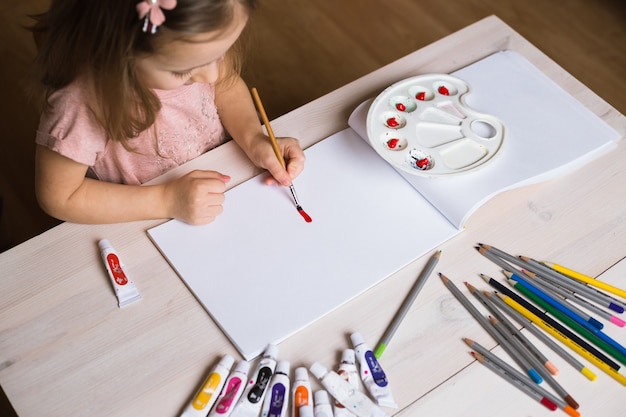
[164, 170, 230, 225]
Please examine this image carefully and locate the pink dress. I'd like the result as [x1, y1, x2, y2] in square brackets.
[35, 81, 227, 185]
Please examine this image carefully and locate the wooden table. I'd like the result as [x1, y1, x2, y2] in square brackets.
[1, 16, 625, 416]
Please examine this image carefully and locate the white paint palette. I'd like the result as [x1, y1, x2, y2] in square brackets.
[366, 74, 505, 177]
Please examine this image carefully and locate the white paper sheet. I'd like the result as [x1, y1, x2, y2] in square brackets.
[148, 128, 459, 359]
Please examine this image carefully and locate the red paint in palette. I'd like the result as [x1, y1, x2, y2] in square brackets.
[387, 138, 400, 149]
[416, 157, 430, 169]
[386, 117, 399, 128]
[437, 85, 450, 95]
[415, 91, 426, 101]
[395, 103, 406, 112]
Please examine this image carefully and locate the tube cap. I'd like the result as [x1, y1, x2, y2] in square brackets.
[341, 349, 355, 364]
[295, 367, 309, 381]
[350, 332, 365, 347]
[263, 343, 279, 359]
[309, 362, 327, 379]
[298, 405, 314, 417]
[219, 354, 235, 370]
[98, 239, 112, 251]
[276, 360, 290, 375]
[314, 390, 330, 405]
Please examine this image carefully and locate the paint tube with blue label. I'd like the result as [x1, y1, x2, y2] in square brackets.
[231, 344, 279, 417]
[350, 332, 398, 409]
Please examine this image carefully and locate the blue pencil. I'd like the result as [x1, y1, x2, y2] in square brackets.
[506, 271, 626, 360]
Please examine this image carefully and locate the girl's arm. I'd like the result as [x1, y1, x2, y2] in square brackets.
[215, 75, 305, 186]
[35, 145, 229, 224]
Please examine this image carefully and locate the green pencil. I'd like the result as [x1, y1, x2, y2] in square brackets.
[507, 278, 626, 366]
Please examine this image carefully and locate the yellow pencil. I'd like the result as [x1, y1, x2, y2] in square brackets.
[495, 292, 626, 386]
[543, 261, 626, 299]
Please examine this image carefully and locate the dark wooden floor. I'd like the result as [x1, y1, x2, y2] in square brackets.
[0, 0, 625, 411]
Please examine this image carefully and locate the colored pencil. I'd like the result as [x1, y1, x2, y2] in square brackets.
[543, 261, 626, 300]
[526, 270, 626, 328]
[374, 250, 441, 358]
[483, 284, 596, 381]
[439, 273, 542, 383]
[489, 316, 578, 410]
[482, 273, 619, 370]
[465, 339, 580, 417]
[522, 256, 626, 313]
[506, 273, 626, 364]
[469, 352, 559, 413]
[466, 282, 559, 375]
[250, 87, 310, 221]
[478, 244, 626, 312]
[494, 292, 626, 386]
[508, 271, 604, 332]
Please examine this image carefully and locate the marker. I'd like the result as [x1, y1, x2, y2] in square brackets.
[98, 239, 141, 308]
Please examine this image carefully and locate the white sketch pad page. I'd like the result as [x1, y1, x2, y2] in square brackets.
[148, 128, 459, 360]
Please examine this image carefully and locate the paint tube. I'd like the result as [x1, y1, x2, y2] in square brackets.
[98, 239, 141, 308]
[350, 333, 397, 409]
[261, 360, 290, 417]
[298, 403, 314, 417]
[208, 360, 251, 417]
[291, 367, 313, 417]
[181, 354, 235, 417]
[334, 349, 360, 417]
[310, 363, 388, 417]
[313, 390, 334, 417]
[231, 344, 279, 417]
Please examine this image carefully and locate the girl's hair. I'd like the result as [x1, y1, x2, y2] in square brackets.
[31, 0, 257, 146]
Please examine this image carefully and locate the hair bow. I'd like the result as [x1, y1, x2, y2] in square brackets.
[137, 0, 177, 33]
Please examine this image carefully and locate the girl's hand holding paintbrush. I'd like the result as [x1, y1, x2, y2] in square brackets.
[246, 131, 305, 187]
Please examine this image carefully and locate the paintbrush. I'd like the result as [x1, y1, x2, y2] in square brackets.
[251, 87, 312, 223]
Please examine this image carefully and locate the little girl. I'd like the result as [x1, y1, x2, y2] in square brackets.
[31, 0, 305, 225]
